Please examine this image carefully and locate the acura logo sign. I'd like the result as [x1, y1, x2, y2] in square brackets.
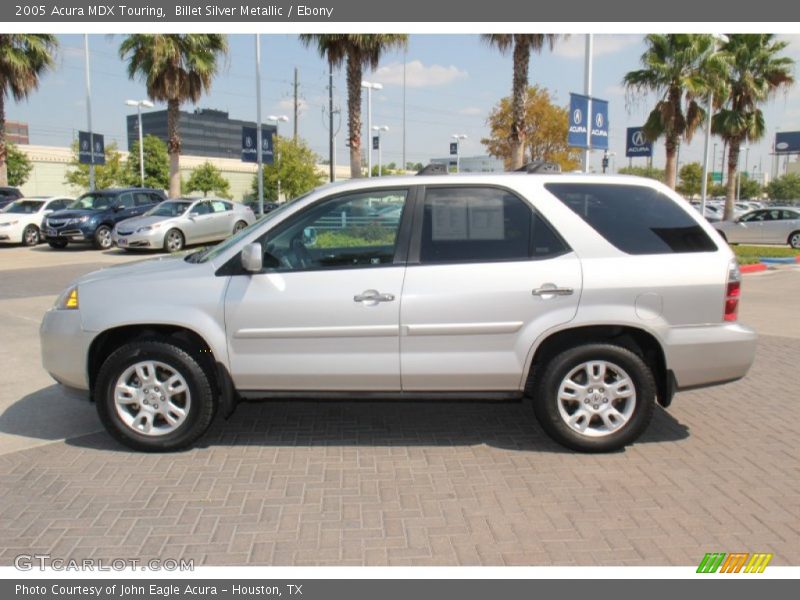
[632, 131, 645, 146]
[573, 109, 582, 125]
[595, 112, 604, 128]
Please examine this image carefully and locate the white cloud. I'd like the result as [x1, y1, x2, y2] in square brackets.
[372, 60, 468, 88]
[553, 35, 641, 60]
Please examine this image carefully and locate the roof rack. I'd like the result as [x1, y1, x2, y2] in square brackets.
[515, 161, 561, 174]
[416, 163, 449, 176]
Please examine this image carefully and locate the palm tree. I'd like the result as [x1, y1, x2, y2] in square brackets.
[623, 34, 721, 189]
[300, 34, 407, 178]
[119, 34, 227, 197]
[482, 34, 560, 170]
[0, 34, 57, 186]
[713, 34, 794, 220]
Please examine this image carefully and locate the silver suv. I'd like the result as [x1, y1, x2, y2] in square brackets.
[40, 173, 757, 453]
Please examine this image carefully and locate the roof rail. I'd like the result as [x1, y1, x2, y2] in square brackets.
[515, 161, 561, 174]
[416, 163, 449, 176]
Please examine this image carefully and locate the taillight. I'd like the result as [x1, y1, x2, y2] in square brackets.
[724, 259, 741, 322]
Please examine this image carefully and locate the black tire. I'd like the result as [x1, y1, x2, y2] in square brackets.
[47, 239, 68, 249]
[93, 225, 113, 250]
[789, 230, 800, 250]
[531, 343, 656, 453]
[163, 228, 184, 253]
[233, 220, 248, 234]
[22, 225, 40, 246]
[94, 340, 217, 452]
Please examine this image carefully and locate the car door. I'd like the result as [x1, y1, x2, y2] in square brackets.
[224, 188, 412, 391]
[399, 185, 582, 392]
[209, 200, 235, 239]
[731, 210, 767, 243]
[132, 191, 157, 217]
[111, 192, 138, 224]
[187, 201, 217, 242]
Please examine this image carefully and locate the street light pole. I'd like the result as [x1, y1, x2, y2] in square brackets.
[701, 34, 729, 218]
[361, 81, 383, 177]
[84, 34, 95, 191]
[372, 126, 388, 176]
[583, 33, 593, 173]
[126, 99, 154, 188]
[255, 35, 264, 217]
[267, 115, 289, 201]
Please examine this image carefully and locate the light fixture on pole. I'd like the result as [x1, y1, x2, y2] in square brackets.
[451, 134, 467, 173]
[701, 33, 729, 218]
[372, 126, 389, 176]
[125, 99, 154, 188]
[267, 115, 289, 201]
[361, 81, 383, 178]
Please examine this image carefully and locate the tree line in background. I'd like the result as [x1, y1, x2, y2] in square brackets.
[1, 33, 798, 211]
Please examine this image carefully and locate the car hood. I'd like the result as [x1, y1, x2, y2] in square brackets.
[47, 209, 100, 220]
[116, 215, 171, 230]
[76, 253, 200, 286]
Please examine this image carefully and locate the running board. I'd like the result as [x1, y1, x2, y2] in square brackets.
[237, 390, 525, 402]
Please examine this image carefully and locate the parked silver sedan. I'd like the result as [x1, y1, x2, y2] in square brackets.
[112, 198, 255, 252]
[713, 207, 800, 248]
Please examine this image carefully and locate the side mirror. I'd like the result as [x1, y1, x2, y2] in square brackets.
[112, 205, 124, 212]
[302, 226, 317, 247]
[241, 243, 263, 273]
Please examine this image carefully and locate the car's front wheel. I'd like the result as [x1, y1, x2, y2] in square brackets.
[94, 225, 113, 250]
[532, 344, 655, 453]
[22, 225, 40, 246]
[95, 340, 217, 452]
[163, 228, 184, 253]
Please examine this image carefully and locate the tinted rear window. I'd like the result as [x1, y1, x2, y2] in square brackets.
[545, 183, 718, 254]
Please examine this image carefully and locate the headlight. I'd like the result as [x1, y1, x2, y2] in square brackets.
[68, 216, 91, 225]
[137, 224, 161, 233]
[54, 286, 79, 310]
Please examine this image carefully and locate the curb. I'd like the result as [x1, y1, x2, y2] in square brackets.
[740, 263, 768, 274]
[758, 257, 798, 264]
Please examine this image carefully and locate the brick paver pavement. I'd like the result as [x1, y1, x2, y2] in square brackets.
[0, 333, 798, 567]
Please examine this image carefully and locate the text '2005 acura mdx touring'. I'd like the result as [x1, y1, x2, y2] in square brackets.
[40, 170, 757, 452]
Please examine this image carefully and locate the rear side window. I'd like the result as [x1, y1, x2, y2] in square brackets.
[419, 186, 568, 264]
[118, 193, 135, 209]
[545, 183, 718, 254]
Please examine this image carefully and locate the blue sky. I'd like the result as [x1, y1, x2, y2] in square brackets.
[8, 33, 800, 175]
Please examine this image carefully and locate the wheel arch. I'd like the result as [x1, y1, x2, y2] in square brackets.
[87, 323, 237, 417]
[525, 324, 672, 407]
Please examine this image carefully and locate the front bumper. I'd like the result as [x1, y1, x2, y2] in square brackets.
[112, 228, 164, 249]
[40, 308, 95, 391]
[44, 225, 94, 243]
[0, 224, 23, 243]
[664, 322, 758, 389]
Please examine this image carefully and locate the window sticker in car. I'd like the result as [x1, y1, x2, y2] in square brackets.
[431, 196, 468, 240]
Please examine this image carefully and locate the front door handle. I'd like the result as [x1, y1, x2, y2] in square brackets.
[354, 289, 395, 304]
[532, 284, 574, 297]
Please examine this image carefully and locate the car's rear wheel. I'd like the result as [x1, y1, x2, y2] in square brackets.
[233, 220, 248, 234]
[531, 344, 656, 453]
[94, 225, 113, 250]
[48, 239, 68, 249]
[164, 228, 184, 253]
[22, 225, 40, 246]
[95, 340, 216, 452]
[789, 230, 800, 249]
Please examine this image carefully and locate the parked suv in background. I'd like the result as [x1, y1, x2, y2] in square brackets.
[43, 188, 166, 249]
[0, 186, 23, 210]
[40, 172, 757, 453]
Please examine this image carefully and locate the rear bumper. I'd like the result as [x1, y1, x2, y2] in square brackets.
[664, 322, 757, 389]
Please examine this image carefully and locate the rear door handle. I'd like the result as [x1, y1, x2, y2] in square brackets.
[532, 284, 574, 297]
[354, 289, 395, 304]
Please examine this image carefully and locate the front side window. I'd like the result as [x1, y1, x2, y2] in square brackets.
[70, 194, 113, 211]
[419, 186, 567, 264]
[546, 183, 718, 255]
[191, 201, 213, 216]
[257, 189, 409, 271]
[147, 201, 192, 217]
[740, 210, 767, 223]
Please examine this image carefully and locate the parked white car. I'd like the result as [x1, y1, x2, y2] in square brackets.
[112, 198, 255, 252]
[714, 207, 800, 248]
[41, 172, 757, 453]
[0, 196, 74, 246]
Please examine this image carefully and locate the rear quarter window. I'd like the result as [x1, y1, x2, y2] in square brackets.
[545, 183, 718, 254]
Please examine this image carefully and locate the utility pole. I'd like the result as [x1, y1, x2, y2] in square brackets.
[328, 61, 334, 182]
[402, 46, 407, 171]
[583, 34, 593, 173]
[84, 34, 95, 191]
[255, 34, 264, 217]
[293, 67, 299, 141]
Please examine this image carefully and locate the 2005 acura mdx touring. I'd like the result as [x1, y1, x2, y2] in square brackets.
[40, 170, 757, 453]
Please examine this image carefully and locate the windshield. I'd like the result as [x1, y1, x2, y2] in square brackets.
[186, 198, 304, 264]
[147, 201, 192, 217]
[3, 200, 45, 214]
[69, 194, 114, 211]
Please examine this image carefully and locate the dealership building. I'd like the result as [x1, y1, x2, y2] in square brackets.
[126, 108, 277, 160]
